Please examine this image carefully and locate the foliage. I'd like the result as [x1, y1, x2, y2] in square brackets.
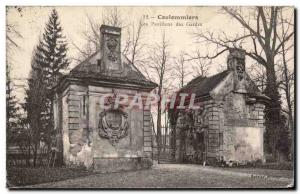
[193, 7, 294, 160]
[23, 9, 69, 167]
[6, 7, 23, 149]
[167, 108, 179, 130]
[6, 64, 20, 138]
[7, 166, 95, 187]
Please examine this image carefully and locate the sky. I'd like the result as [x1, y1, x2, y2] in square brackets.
[6, 6, 237, 99]
[6, 6, 228, 73]
[6, 6, 294, 103]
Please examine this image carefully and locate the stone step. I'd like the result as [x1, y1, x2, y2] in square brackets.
[158, 160, 177, 164]
[153, 153, 176, 163]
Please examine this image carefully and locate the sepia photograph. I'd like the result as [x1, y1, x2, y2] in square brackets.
[5, 5, 295, 189]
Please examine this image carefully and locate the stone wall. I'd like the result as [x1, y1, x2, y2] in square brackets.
[64, 85, 92, 167]
[57, 84, 153, 171]
[172, 48, 267, 165]
[173, 93, 266, 165]
[220, 93, 265, 164]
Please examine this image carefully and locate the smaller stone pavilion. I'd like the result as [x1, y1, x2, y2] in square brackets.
[173, 48, 270, 166]
[53, 25, 157, 172]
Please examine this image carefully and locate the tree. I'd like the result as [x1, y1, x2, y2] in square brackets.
[6, 6, 23, 47]
[194, 6, 294, 160]
[102, 7, 124, 28]
[6, 62, 21, 156]
[6, 7, 23, 161]
[39, 9, 69, 86]
[248, 62, 267, 91]
[24, 51, 48, 166]
[6, 64, 20, 131]
[38, 9, 69, 157]
[6, 7, 23, 132]
[122, 18, 147, 66]
[72, 7, 149, 73]
[190, 50, 211, 77]
[276, 9, 294, 160]
[147, 32, 172, 163]
[173, 51, 192, 88]
[24, 9, 69, 166]
[72, 7, 125, 62]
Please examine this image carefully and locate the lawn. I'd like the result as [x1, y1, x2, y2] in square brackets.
[7, 166, 96, 187]
[26, 164, 293, 189]
[7, 163, 294, 188]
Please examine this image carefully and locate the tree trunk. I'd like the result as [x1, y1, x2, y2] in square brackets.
[33, 143, 38, 167]
[157, 103, 162, 164]
[26, 138, 31, 166]
[264, 57, 286, 161]
[156, 83, 163, 164]
[282, 40, 294, 162]
[33, 124, 40, 167]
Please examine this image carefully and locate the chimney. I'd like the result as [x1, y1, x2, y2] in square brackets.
[227, 48, 247, 93]
[100, 25, 122, 73]
[227, 48, 246, 81]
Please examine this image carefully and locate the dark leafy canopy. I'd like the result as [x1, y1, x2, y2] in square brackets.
[6, 67, 19, 130]
[36, 9, 69, 88]
[29, 8, 69, 132]
[25, 59, 48, 135]
[24, 9, 69, 166]
[6, 63, 21, 145]
[6, 7, 23, 137]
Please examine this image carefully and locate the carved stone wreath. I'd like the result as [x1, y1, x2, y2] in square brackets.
[98, 108, 129, 146]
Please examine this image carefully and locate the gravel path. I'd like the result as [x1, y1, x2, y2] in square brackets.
[25, 164, 294, 189]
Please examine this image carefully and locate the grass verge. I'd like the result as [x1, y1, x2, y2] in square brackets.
[7, 166, 96, 187]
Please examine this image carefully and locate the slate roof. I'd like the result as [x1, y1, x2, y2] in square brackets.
[180, 70, 230, 97]
[180, 70, 268, 100]
[65, 50, 157, 88]
[71, 51, 100, 73]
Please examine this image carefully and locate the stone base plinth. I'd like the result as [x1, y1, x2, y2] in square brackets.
[93, 157, 152, 173]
